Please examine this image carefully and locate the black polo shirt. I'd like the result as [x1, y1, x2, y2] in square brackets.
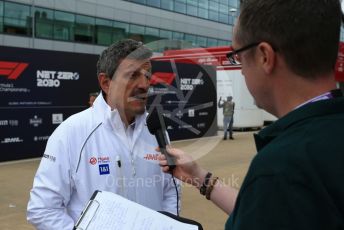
[226, 96, 344, 230]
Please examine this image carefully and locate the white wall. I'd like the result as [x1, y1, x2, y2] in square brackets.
[217, 69, 264, 129]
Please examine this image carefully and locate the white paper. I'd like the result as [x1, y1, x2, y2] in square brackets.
[77, 191, 198, 230]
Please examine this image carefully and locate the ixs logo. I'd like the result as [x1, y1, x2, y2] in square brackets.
[0, 61, 28, 80]
[1, 137, 23, 144]
[36, 70, 80, 88]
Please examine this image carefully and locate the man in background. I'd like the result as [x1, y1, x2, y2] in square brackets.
[218, 96, 235, 140]
[88, 92, 99, 107]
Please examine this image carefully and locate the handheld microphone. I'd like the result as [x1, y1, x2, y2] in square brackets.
[146, 105, 176, 171]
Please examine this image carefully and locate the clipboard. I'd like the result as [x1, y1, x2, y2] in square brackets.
[73, 190, 200, 230]
[73, 190, 101, 230]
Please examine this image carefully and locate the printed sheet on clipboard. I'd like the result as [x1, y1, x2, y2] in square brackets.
[74, 190, 198, 230]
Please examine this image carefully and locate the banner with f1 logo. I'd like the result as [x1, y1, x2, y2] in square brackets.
[0, 46, 99, 162]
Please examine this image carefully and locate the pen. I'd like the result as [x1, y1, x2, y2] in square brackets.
[116, 155, 125, 196]
[116, 155, 121, 168]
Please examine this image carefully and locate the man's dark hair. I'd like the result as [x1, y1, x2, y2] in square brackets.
[96, 39, 153, 79]
[237, 0, 341, 78]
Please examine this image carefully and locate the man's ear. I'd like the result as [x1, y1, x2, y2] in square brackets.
[98, 73, 110, 95]
[257, 42, 276, 74]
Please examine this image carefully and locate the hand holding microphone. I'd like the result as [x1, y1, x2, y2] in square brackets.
[146, 105, 208, 187]
[157, 147, 208, 189]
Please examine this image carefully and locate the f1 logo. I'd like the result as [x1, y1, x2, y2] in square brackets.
[150, 72, 176, 85]
[0, 61, 28, 80]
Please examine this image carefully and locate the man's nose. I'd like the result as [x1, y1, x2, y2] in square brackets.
[136, 72, 150, 89]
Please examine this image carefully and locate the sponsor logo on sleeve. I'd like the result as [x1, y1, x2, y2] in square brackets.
[43, 153, 56, 162]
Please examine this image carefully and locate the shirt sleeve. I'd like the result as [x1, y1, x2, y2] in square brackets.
[27, 124, 75, 230]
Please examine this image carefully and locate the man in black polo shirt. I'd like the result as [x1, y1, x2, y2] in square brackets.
[158, 0, 344, 229]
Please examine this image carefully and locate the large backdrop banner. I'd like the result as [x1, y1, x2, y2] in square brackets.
[0, 46, 217, 162]
[0, 46, 99, 162]
[149, 60, 217, 141]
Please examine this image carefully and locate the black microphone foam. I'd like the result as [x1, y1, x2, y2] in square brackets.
[146, 105, 176, 170]
[146, 106, 161, 134]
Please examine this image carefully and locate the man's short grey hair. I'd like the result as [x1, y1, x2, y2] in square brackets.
[96, 39, 153, 79]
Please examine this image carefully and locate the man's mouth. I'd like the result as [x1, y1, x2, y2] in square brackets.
[128, 93, 147, 102]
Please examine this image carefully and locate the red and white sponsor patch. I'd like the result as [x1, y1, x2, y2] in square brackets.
[89, 156, 110, 165]
[89, 157, 97, 165]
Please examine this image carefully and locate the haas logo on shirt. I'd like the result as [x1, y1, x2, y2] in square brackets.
[144, 153, 159, 161]
[89, 156, 110, 165]
[89, 157, 97, 165]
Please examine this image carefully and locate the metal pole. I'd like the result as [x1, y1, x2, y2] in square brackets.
[31, 0, 35, 48]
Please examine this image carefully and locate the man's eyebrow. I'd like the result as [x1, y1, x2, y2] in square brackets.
[121, 65, 138, 74]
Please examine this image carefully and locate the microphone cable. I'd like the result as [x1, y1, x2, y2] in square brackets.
[171, 170, 180, 216]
